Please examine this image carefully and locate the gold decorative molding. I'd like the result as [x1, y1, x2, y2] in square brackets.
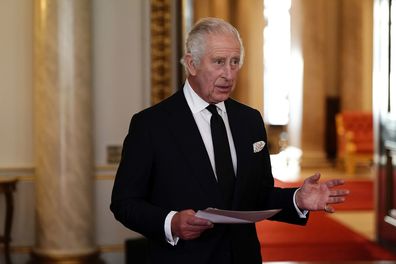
[150, 0, 173, 105]
[0, 166, 35, 177]
[0, 165, 117, 181]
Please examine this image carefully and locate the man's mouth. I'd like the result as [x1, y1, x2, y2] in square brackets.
[216, 85, 232, 90]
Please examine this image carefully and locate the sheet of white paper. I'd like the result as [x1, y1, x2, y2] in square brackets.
[195, 208, 281, 224]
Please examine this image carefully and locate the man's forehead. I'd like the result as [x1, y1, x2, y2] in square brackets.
[205, 34, 240, 52]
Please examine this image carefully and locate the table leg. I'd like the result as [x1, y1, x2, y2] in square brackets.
[4, 190, 14, 264]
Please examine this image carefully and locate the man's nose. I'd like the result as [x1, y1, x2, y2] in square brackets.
[222, 64, 233, 79]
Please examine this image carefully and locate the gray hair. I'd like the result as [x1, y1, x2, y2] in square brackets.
[180, 17, 244, 74]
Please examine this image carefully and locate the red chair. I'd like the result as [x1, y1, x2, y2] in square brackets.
[336, 112, 373, 175]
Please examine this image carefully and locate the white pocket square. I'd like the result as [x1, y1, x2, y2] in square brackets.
[253, 141, 266, 153]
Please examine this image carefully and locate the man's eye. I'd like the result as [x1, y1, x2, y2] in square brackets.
[231, 59, 240, 65]
[214, 59, 224, 65]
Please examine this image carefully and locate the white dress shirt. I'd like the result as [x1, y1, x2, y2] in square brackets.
[183, 80, 237, 177]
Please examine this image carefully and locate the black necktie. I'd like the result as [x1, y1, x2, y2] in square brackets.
[207, 104, 235, 208]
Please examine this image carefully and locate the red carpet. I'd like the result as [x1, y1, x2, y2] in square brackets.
[256, 179, 396, 261]
[257, 213, 396, 261]
[275, 179, 374, 210]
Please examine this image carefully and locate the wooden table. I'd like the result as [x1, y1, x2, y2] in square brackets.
[0, 177, 18, 264]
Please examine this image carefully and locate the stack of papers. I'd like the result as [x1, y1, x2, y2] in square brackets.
[195, 208, 281, 224]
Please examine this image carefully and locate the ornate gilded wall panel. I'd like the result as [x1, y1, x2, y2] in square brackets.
[151, 0, 173, 105]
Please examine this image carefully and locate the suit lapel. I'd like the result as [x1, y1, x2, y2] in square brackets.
[166, 91, 223, 205]
[225, 100, 251, 197]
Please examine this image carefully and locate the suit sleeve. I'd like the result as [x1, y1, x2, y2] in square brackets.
[110, 112, 169, 241]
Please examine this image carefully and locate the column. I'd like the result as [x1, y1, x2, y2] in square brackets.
[339, 0, 373, 111]
[299, 0, 328, 166]
[32, 0, 100, 263]
[232, 0, 264, 114]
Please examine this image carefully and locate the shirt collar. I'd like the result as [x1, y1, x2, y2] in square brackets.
[183, 80, 227, 114]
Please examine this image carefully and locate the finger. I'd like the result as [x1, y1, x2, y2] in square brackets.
[188, 217, 213, 227]
[182, 221, 213, 239]
[185, 224, 212, 233]
[324, 204, 335, 213]
[325, 179, 345, 188]
[327, 196, 347, 204]
[185, 217, 213, 233]
[186, 220, 213, 230]
[329, 189, 350, 197]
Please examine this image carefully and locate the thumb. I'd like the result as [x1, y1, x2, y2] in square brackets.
[305, 172, 321, 184]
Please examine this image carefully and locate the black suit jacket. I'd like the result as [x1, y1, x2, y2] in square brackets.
[110, 90, 308, 264]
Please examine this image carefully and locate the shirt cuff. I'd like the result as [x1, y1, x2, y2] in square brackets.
[293, 188, 308, 218]
[164, 211, 180, 246]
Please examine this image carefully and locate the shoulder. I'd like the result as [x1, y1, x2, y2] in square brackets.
[134, 90, 186, 119]
[127, 90, 187, 131]
[225, 98, 262, 119]
[225, 98, 266, 137]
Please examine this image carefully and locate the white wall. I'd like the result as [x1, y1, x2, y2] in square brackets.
[0, 0, 150, 262]
[93, 0, 150, 166]
[0, 0, 33, 168]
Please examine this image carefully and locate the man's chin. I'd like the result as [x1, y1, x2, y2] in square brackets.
[213, 94, 231, 103]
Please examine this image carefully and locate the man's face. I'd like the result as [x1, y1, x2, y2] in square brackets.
[187, 33, 241, 104]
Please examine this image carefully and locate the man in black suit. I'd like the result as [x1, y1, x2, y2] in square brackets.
[110, 17, 349, 264]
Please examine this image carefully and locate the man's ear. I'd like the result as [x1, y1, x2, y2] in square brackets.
[185, 53, 197, 76]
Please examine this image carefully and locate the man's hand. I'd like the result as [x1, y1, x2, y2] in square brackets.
[295, 172, 350, 213]
[171, 209, 214, 240]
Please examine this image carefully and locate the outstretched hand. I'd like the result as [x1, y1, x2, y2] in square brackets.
[295, 172, 349, 213]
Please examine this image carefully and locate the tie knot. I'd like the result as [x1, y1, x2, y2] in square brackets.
[207, 104, 219, 116]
